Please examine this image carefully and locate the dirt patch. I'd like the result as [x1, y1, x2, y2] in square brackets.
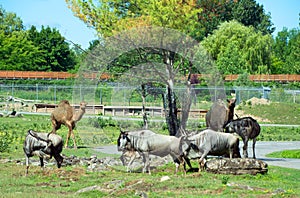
[235, 97, 271, 122]
[246, 97, 270, 106]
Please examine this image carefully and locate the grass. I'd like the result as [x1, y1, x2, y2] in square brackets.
[236, 102, 300, 125]
[0, 160, 299, 197]
[1, 101, 300, 197]
[266, 149, 300, 158]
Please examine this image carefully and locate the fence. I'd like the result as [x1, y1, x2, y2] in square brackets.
[1, 84, 300, 111]
[2, 70, 300, 82]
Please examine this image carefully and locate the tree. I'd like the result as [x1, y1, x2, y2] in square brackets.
[194, 0, 274, 40]
[0, 30, 45, 71]
[0, 6, 23, 34]
[202, 21, 273, 74]
[67, 0, 220, 136]
[27, 26, 78, 71]
[0, 7, 44, 71]
[272, 28, 300, 74]
[232, 0, 275, 35]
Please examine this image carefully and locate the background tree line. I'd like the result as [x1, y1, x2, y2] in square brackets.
[0, 0, 300, 75]
[0, 6, 79, 72]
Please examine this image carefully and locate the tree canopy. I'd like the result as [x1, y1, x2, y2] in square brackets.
[202, 21, 273, 74]
[272, 28, 300, 74]
[0, 6, 78, 72]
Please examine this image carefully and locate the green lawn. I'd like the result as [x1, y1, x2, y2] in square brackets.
[1, 101, 300, 197]
[0, 159, 299, 197]
[267, 149, 300, 158]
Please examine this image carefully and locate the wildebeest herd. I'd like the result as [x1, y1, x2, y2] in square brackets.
[118, 98, 261, 174]
[24, 98, 261, 175]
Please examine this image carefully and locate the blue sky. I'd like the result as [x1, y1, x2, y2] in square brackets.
[0, 0, 299, 49]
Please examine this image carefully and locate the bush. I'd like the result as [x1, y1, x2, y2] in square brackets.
[0, 131, 14, 152]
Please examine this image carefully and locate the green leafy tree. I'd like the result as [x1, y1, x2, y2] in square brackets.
[0, 7, 44, 71]
[216, 41, 247, 74]
[0, 30, 45, 71]
[27, 26, 77, 71]
[195, 0, 274, 40]
[232, 0, 275, 35]
[272, 28, 300, 74]
[202, 20, 273, 74]
[0, 6, 23, 33]
[66, 0, 205, 135]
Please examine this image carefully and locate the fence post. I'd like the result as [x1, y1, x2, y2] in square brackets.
[100, 87, 102, 104]
[54, 85, 57, 103]
[36, 84, 38, 101]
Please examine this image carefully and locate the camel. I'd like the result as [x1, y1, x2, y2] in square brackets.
[50, 100, 87, 149]
[205, 98, 236, 132]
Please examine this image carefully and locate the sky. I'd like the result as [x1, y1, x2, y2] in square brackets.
[0, 0, 299, 49]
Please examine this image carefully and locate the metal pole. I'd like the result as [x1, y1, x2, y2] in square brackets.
[36, 84, 38, 101]
[54, 85, 57, 103]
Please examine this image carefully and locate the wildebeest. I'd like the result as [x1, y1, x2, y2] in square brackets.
[225, 116, 260, 159]
[23, 129, 64, 175]
[117, 130, 191, 175]
[118, 129, 155, 170]
[205, 98, 236, 131]
[182, 129, 240, 171]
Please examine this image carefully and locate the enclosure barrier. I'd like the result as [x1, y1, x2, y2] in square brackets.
[1, 70, 300, 82]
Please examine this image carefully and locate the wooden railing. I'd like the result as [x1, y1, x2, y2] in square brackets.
[1, 70, 300, 82]
[224, 74, 300, 82]
[0, 71, 110, 80]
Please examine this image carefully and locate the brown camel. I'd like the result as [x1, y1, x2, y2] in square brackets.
[50, 100, 87, 149]
[205, 98, 236, 132]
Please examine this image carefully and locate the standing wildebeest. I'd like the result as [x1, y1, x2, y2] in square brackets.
[224, 117, 260, 159]
[182, 129, 240, 172]
[118, 129, 155, 169]
[205, 98, 236, 132]
[23, 130, 63, 175]
[118, 130, 191, 175]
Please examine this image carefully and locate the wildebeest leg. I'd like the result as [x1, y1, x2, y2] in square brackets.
[184, 156, 192, 169]
[25, 155, 30, 176]
[180, 157, 193, 175]
[53, 152, 63, 168]
[171, 155, 183, 175]
[39, 157, 44, 170]
[243, 137, 249, 158]
[126, 151, 137, 172]
[142, 152, 151, 175]
[252, 137, 257, 159]
[198, 150, 208, 172]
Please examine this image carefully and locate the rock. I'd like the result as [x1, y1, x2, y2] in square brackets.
[205, 158, 268, 175]
[160, 176, 170, 182]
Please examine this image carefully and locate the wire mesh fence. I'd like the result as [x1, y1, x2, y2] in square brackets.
[1, 84, 300, 108]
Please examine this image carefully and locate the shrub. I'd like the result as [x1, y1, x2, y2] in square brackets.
[0, 131, 14, 152]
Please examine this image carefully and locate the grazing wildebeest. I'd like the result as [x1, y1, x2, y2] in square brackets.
[225, 117, 261, 159]
[205, 98, 236, 131]
[182, 129, 240, 172]
[23, 130, 63, 175]
[117, 130, 191, 175]
[118, 129, 155, 169]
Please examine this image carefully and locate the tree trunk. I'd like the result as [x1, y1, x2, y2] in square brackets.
[141, 84, 148, 129]
[180, 81, 192, 130]
[166, 86, 179, 136]
[163, 50, 179, 136]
